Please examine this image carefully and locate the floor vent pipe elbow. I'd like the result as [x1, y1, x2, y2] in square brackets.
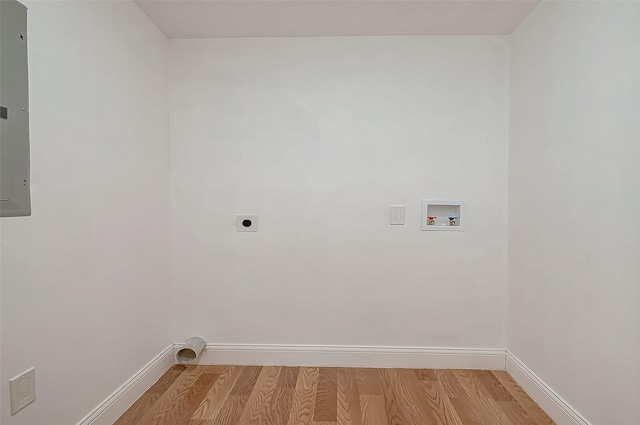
[176, 337, 206, 364]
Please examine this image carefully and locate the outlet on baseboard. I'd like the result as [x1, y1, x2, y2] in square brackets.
[9, 367, 35, 415]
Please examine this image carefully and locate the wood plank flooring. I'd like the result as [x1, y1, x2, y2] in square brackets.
[113, 366, 555, 425]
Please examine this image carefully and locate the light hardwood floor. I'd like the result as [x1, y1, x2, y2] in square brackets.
[113, 365, 556, 425]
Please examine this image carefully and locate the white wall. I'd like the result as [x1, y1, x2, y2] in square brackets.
[169, 37, 510, 349]
[0, 2, 170, 424]
[508, 2, 640, 424]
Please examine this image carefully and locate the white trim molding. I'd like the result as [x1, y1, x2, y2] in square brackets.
[506, 351, 592, 425]
[172, 343, 506, 370]
[75, 345, 174, 425]
[72, 344, 595, 425]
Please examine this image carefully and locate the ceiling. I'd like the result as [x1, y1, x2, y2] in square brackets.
[135, 0, 540, 39]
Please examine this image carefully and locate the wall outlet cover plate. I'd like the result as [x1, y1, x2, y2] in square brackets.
[9, 367, 35, 415]
[390, 205, 405, 225]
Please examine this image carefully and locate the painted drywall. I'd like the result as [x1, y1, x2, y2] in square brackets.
[136, 0, 539, 38]
[0, 1, 170, 424]
[508, 2, 640, 424]
[169, 36, 509, 349]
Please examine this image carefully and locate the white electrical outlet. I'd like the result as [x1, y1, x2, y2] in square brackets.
[390, 205, 405, 225]
[9, 367, 35, 415]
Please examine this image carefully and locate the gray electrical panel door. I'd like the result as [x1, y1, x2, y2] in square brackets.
[0, 0, 31, 217]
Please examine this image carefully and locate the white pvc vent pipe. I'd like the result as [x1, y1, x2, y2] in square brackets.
[176, 336, 206, 364]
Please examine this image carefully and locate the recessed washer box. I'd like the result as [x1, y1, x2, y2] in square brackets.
[422, 200, 465, 231]
[236, 214, 258, 232]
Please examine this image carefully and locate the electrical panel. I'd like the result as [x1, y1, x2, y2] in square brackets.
[1, 0, 31, 217]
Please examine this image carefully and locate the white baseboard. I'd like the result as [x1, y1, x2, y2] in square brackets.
[506, 351, 592, 425]
[75, 345, 174, 425]
[72, 344, 592, 425]
[172, 343, 506, 370]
